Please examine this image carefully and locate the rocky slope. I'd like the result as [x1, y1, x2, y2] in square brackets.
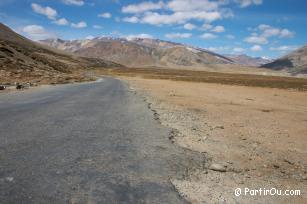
[0, 23, 122, 84]
[226, 54, 272, 66]
[262, 46, 307, 74]
[40, 37, 233, 68]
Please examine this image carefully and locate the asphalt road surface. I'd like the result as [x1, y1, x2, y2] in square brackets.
[0, 78, 204, 204]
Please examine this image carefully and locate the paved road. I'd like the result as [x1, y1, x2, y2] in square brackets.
[0, 78, 204, 204]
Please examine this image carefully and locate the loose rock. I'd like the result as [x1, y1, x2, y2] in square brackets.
[0, 85, 6, 90]
[16, 83, 24, 90]
[284, 159, 294, 165]
[5, 177, 14, 182]
[209, 163, 227, 172]
[273, 164, 280, 169]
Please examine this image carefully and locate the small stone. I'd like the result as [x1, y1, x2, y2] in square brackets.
[238, 180, 244, 184]
[169, 91, 175, 96]
[0, 85, 6, 90]
[203, 170, 208, 174]
[231, 168, 242, 173]
[5, 177, 14, 182]
[284, 159, 294, 165]
[273, 164, 280, 169]
[209, 163, 227, 172]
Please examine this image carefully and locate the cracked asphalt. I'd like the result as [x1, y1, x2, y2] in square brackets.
[0, 78, 204, 204]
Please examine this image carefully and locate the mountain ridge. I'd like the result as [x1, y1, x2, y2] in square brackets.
[226, 54, 273, 66]
[0, 23, 122, 84]
[262, 45, 307, 74]
[40, 37, 279, 68]
[40, 37, 234, 68]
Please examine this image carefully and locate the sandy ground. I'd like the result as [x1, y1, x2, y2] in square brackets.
[123, 77, 307, 204]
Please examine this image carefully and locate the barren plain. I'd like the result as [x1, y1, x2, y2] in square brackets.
[123, 76, 307, 204]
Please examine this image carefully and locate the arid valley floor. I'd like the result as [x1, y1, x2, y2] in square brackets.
[122, 74, 307, 203]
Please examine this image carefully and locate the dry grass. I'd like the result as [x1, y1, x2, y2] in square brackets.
[99, 67, 307, 91]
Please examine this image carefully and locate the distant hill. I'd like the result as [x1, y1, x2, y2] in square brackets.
[262, 46, 307, 74]
[0, 23, 122, 84]
[226, 54, 272, 67]
[40, 37, 233, 68]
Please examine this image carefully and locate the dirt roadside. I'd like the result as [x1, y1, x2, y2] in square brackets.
[122, 76, 307, 204]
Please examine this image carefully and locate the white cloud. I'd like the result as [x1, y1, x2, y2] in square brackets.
[183, 23, 196, 30]
[121, 0, 236, 26]
[53, 18, 69, 26]
[244, 35, 268, 44]
[245, 24, 295, 47]
[261, 27, 280, 38]
[31, 3, 57, 20]
[62, 0, 84, 6]
[235, 0, 263, 8]
[233, 47, 246, 53]
[22, 25, 56, 40]
[122, 1, 164, 13]
[71, 21, 87, 28]
[126, 33, 154, 40]
[98, 12, 112, 18]
[140, 11, 221, 25]
[226, 34, 235, 39]
[200, 33, 217, 40]
[93, 25, 103, 29]
[166, 0, 220, 12]
[202, 23, 213, 30]
[270, 45, 298, 52]
[250, 45, 262, 51]
[165, 32, 192, 39]
[122, 0, 262, 16]
[123, 16, 139, 23]
[257, 24, 295, 38]
[211, 25, 225, 33]
[258, 24, 271, 30]
[279, 29, 295, 38]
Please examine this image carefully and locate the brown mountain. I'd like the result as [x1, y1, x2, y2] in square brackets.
[0, 23, 122, 84]
[40, 37, 233, 68]
[226, 54, 272, 66]
[262, 46, 307, 74]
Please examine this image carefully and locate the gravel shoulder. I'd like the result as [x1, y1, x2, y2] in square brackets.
[123, 76, 307, 204]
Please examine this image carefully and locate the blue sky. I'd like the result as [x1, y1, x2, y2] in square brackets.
[0, 0, 307, 58]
